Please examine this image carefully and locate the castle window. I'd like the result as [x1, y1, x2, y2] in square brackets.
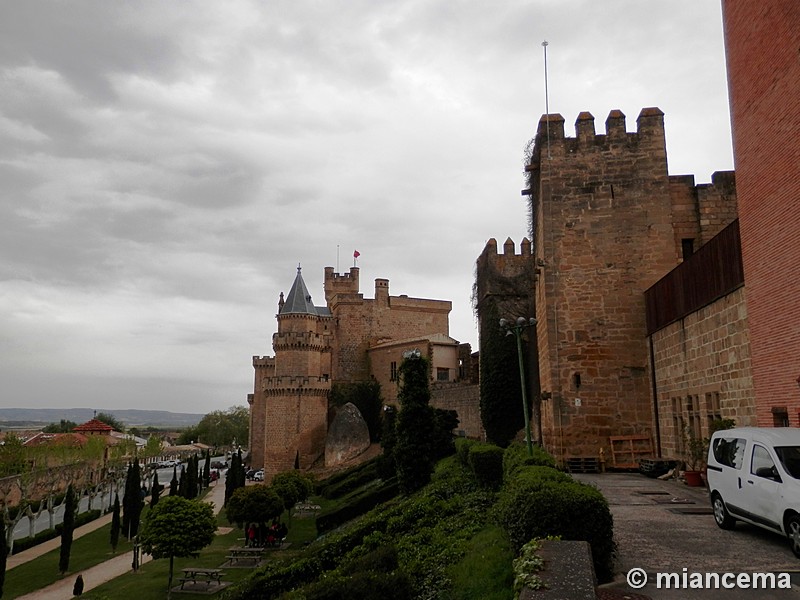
[682, 238, 695, 260]
[437, 368, 449, 381]
[390, 361, 397, 381]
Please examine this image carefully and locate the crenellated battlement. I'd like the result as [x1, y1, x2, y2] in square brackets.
[253, 356, 275, 367]
[324, 266, 360, 302]
[533, 108, 666, 159]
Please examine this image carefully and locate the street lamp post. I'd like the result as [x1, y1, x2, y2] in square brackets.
[500, 317, 537, 457]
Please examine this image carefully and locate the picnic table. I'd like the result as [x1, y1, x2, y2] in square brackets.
[179, 567, 224, 589]
[226, 546, 265, 565]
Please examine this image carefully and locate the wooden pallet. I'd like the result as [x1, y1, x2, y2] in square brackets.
[566, 456, 600, 474]
[609, 435, 653, 469]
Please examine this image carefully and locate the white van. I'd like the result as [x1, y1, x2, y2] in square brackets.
[706, 427, 800, 556]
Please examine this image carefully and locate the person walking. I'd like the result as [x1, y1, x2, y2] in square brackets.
[73, 574, 84, 596]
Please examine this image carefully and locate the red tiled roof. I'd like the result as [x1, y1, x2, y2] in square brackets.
[73, 418, 115, 433]
[23, 432, 89, 447]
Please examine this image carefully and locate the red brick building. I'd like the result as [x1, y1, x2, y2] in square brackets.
[721, 1, 800, 427]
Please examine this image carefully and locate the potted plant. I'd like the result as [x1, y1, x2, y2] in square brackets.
[683, 427, 707, 487]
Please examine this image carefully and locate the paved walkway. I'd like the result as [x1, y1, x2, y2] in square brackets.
[11, 474, 227, 600]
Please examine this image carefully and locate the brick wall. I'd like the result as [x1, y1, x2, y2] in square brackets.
[722, 1, 800, 425]
[651, 286, 755, 458]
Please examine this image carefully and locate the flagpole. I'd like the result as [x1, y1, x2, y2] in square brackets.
[337, 245, 340, 273]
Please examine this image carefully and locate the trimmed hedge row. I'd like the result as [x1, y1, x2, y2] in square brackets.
[496, 447, 615, 583]
[317, 461, 380, 500]
[502, 442, 556, 477]
[11, 509, 102, 554]
[315, 478, 400, 535]
[467, 443, 505, 489]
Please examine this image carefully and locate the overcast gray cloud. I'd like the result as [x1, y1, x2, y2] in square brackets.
[0, 0, 733, 414]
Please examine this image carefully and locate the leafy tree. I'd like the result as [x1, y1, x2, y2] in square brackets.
[176, 406, 249, 448]
[143, 435, 163, 460]
[150, 471, 162, 508]
[271, 471, 314, 516]
[225, 485, 283, 527]
[42, 419, 78, 433]
[330, 381, 384, 442]
[110, 493, 121, 552]
[138, 496, 216, 599]
[122, 459, 143, 539]
[59, 484, 77, 573]
[394, 355, 437, 494]
[0, 434, 27, 478]
[95, 412, 125, 433]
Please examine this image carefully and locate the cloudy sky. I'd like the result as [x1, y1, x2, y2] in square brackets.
[0, 1, 733, 415]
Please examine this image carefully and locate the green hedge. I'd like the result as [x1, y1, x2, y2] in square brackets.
[316, 479, 400, 535]
[502, 443, 557, 479]
[314, 456, 380, 493]
[317, 461, 380, 499]
[11, 509, 102, 554]
[455, 437, 478, 467]
[496, 478, 615, 582]
[467, 443, 505, 489]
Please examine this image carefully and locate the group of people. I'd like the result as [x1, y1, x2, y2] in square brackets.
[246, 519, 288, 548]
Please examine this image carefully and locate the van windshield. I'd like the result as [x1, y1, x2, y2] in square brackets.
[774, 446, 800, 479]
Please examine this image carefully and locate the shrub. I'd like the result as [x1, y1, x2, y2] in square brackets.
[455, 437, 478, 467]
[468, 443, 505, 489]
[496, 479, 615, 582]
[502, 442, 556, 479]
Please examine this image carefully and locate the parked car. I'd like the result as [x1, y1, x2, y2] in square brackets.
[707, 427, 800, 556]
[245, 468, 256, 480]
[253, 470, 264, 481]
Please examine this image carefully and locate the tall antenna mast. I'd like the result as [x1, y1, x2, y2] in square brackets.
[542, 40, 551, 160]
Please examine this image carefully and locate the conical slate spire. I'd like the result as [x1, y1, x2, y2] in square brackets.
[280, 265, 317, 315]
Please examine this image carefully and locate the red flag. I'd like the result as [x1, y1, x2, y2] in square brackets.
[353, 250, 360, 258]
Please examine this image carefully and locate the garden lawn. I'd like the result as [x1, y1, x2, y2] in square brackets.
[3, 525, 135, 598]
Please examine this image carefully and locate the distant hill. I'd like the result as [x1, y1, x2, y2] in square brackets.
[0, 408, 204, 429]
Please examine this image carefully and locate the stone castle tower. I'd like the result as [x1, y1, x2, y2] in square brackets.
[249, 264, 457, 479]
[249, 266, 333, 476]
[479, 107, 737, 463]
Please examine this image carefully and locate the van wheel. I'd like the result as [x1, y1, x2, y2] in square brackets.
[785, 514, 800, 558]
[712, 493, 735, 529]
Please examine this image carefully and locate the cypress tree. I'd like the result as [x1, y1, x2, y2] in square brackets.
[394, 354, 437, 494]
[169, 466, 178, 496]
[178, 465, 187, 498]
[122, 458, 143, 539]
[110, 493, 121, 552]
[59, 484, 77, 573]
[203, 449, 211, 489]
[150, 471, 162, 508]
